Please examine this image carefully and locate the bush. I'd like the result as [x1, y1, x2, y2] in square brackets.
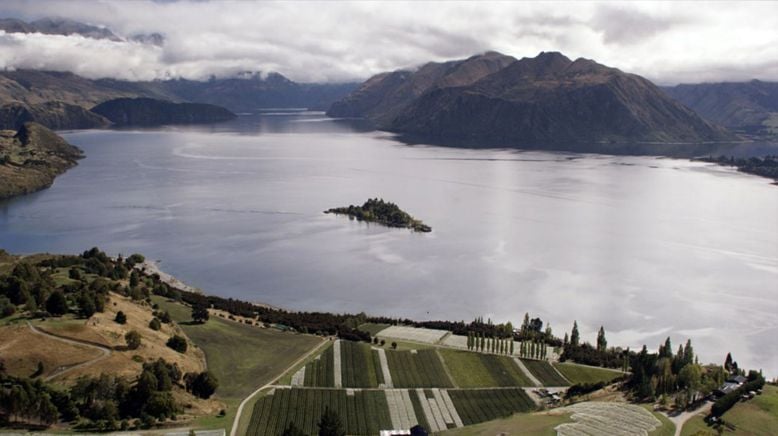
[115, 311, 127, 324]
[125, 330, 142, 350]
[166, 335, 187, 353]
[149, 317, 161, 331]
[184, 371, 219, 399]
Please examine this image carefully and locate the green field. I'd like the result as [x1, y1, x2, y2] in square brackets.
[386, 349, 454, 388]
[681, 385, 778, 436]
[153, 297, 322, 432]
[521, 359, 570, 386]
[553, 362, 624, 385]
[359, 322, 390, 336]
[341, 340, 384, 388]
[447, 388, 536, 425]
[248, 388, 393, 436]
[440, 349, 533, 388]
[303, 346, 335, 387]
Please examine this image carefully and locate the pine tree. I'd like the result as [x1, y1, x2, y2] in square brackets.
[570, 321, 580, 346]
[521, 313, 530, 337]
[683, 339, 694, 365]
[724, 352, 733, 372]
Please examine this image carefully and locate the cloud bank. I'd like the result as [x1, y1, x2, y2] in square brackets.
[1, 1, 778, 84]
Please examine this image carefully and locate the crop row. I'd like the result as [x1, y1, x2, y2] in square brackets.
[386, 350, 454, 388]
[447, 388, 535, 425]
[303, 346, 335, 387]
[247, 388, 393, 436]
[521, 359, 570, 386]
[341, 340, 384, 388]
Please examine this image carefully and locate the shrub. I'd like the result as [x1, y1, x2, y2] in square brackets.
[149, 317, 161, 331]
[125, 330, 142, 350]
[166, 335, 187, 353]
[115, 311, 127, 324]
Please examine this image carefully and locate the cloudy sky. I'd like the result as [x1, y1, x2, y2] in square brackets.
[1, 1, 777, 85]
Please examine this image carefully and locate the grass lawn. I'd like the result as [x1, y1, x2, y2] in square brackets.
[681, 385, 778, 436]
[554, 362, 625, 385]
[358, 322, 390, 336]
[440, 411, 572, 436]
[153, 297, 323, 432]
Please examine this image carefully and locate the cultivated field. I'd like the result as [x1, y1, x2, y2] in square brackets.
[448, 388, 536, 425]
[386, 349, 454, 388]
[439, 349, 533, 387]
[378, 325, 449, 344]
[301, 346, 335, 387]
[248, 388, 393, 435]
[553, 362, 624, 385]
[553, 402, 661, 436]
[341, 340, 384, 388]
[521, 359, 570, 386]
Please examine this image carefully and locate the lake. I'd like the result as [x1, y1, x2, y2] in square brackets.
[1, 112, 777, 376]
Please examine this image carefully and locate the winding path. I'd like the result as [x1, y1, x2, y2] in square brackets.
[26, 321, 112, 381]
[230, 339, 329, 436]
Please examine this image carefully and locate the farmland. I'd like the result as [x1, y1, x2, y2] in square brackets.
[439, 349, 533, 387]
[386, 349, 454, 388]
[553, 362, 625, 385]
[521, 359, 570, 386]
[302, 346, 335, 387]
[553, 402, 662, 436]
[341, 340, 384, 388]
[378, 325, 449, 344]
[247, 388, 393, 436]
[447, 388, 536, 425]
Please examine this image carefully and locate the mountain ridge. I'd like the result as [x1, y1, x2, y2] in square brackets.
[328, 51, 737, 149]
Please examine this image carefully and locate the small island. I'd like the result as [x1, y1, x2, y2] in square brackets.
[325, 198, 432, 232]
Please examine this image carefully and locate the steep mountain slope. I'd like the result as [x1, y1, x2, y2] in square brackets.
[329, 51, 735, 147]
[663, 80, 778, 135]
[91, 97, 236, 126]
[327, 51, 515, 124]
[0, 101, 110, 130]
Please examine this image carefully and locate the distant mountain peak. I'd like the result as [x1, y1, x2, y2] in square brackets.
[0, 17, 121, 41]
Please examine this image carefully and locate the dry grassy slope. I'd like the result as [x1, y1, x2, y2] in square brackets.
[35, 291, 206, 383]
[0, 323, 103, 379]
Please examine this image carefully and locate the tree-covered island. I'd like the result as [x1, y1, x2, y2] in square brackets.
[325, 198, 432, 232]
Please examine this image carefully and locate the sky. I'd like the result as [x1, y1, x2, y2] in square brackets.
[1, 1, 778, 85]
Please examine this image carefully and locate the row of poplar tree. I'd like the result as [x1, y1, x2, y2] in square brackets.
[465, 331, 549, 359]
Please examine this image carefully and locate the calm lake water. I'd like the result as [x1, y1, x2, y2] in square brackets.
[1, 112, 777, 375]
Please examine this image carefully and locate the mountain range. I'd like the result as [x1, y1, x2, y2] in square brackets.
[663, 80, 778, 137]
[329, 51, 736, 148]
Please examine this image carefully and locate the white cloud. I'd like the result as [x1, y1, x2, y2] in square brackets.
[0, 1, 777, 84]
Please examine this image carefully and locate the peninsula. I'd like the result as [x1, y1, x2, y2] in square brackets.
[0, 122, 83, 200]
[325, 198, 432, 232]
